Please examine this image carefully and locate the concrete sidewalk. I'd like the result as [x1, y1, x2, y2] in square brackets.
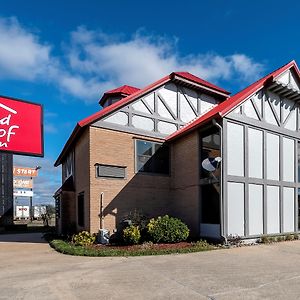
[1, 234, 300, 299]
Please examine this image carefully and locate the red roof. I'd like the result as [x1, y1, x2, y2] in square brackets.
[99, 85, 140, 105]
[105, 85, 140, 95]
[55, 71, 229, 166]
[172, 72, 230, 95]
[167, 60, 300, 141]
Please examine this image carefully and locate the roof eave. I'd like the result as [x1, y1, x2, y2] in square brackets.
[170, 73, 231, 97]
[54, 124, 81, 167]
[166, 111, 222, 142]
[98, 92, 129, 106]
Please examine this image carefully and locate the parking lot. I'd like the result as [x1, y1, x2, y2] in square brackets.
[1, 233, 300, 299]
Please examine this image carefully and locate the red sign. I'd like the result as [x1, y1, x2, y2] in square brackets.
[0, 95, 43, 156]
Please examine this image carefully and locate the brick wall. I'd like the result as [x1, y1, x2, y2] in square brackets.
[170, 131, 200, 237]
[60, 191, 76, 234]
[74, 128, 90, 232]
[89, 126, 171, 234]
[58, 125, 201, 237]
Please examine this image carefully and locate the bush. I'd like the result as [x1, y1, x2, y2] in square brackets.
[123, 225, 141, 245]
[121, 210, 149, 230]
[285, 234, 294, 241]
[260, 235, 271, 244]
[276, 236, 285, 242]
[146, 215, 189, 243]
[72, 231, 96, 246]
[191, 240, 211, 249]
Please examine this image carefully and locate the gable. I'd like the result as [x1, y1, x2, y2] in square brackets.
[93, 82, 219, 137]
[276, 69, 300, 91]
[228, 88, 299, 132]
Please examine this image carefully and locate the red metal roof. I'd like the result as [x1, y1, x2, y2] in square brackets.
[99, 85, 140, 105]
[56, 61, 300, 166]
[166, 60, 300, 141]
[55, 71, 229, 166]
[172, 72, 230, 95]
[104, 85, 140, 95]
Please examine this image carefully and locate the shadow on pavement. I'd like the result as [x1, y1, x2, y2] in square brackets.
[0, 232, 47, 243]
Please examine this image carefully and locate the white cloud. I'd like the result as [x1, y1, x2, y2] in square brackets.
[0, 17, 52, 80]
[0, 18, 265, 103]
[63, 28, 264, 101]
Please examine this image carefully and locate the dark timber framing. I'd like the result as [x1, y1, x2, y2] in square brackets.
[223, 90, 300, 238]
[93, 83, 219, 139]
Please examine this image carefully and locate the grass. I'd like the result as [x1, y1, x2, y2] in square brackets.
[49, 239, 215, 257]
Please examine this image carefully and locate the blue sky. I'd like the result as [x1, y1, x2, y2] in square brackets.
[0, 0, 299, 204]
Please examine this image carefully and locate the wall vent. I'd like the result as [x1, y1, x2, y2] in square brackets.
[96, 164, 126, 179]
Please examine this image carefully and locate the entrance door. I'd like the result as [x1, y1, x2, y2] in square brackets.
[199, 128, 221, 238]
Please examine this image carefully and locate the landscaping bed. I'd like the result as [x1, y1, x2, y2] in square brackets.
[49, 239, 215, 257]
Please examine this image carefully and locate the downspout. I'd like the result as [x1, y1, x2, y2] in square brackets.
[100, 192, 104, 230]
[212, 119, 227, 244]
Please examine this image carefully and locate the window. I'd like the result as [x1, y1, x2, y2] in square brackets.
[200, 128, 221, 182]
[200, 128, 221, 225]
[77, 192, 84, 227]
[135, 140, 169, 174]
[96, 164, 126, 179]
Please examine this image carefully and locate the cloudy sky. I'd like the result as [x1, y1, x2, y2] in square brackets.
[0, 0, 299, 204]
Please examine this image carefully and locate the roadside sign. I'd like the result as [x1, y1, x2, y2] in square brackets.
[13, 166, 38, 177]
[13, 190, 34, 197]
[13, 178, 33, 189]
[0, 95, 43, 157]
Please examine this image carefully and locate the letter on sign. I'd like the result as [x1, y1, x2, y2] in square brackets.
[13, 167, 38, 177]
[0, 96, 43, 156]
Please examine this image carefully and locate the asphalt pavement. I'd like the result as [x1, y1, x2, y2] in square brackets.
[1, 233, 300, 299]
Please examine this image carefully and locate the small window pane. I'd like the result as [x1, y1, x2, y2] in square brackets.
[266, 133, 279, 180]
[227, 122, 244, 176]
[136, 140, 169, 175]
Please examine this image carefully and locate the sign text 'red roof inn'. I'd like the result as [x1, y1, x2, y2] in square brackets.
[0, 95, 43, 156]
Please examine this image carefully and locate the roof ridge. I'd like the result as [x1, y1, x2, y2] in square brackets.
[166, 60, 299, 141]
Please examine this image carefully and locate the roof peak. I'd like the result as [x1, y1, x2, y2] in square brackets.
[99, 85, 140, 105]
[105, 84, 140, 94]
[170, 71, 231, 95]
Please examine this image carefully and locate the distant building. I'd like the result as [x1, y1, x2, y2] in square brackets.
[55, 61, 300, 241]
[0, 153, 13, 225]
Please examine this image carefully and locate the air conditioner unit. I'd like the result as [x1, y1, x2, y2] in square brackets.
[98, 229, 110, 244]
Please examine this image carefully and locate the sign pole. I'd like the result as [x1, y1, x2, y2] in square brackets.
[29, 176, 32, 221]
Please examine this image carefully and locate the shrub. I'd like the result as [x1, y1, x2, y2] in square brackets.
[121, 210, 149, 230]
[269, 236, 276, 243]
[191, 240, 211, 249]
[146, 215, 189, 243]
[260, 235, 271, 244]
[285, 234, 294, 241]
[140, 241, 154, 250]
[72, 231, 96, 247]
[123, 225, 141, 245]
[276, 236, 285, 242]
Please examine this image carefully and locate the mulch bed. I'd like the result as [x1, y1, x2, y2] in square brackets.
[92, 242, 192, 251]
